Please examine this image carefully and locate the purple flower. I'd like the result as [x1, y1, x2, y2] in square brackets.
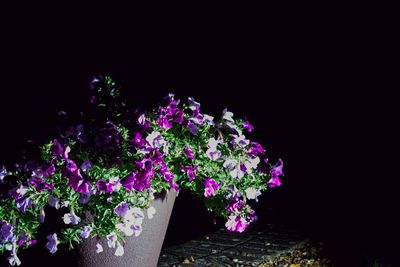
[132, 132, 147, 147]
[65, 159, 78, 173]
[0, 222, 14, 243]
[247, 142, 266, 157]
[39, 209, 45, 224]
[96, 179, 116, 193]
[204, 178, 219, 198]
[121, 170, 153, 192]
[0, 165, 7, 183]
[138, 114, 151, 129]
[48, 196, 60, 209]
[46, 233, 59, 254]
[243, 118, 254, 132]
[76, 124, 88, 143]
[157, 116, 172, 129]
[268, 159, 284, 188]
[50, 139, 63, 157]
[114, 202, 129, 217]
[67, 170, 91, 194]
[80, 159, 93, 172]
[186, 121, 198, 135]
[16, 197, 32, 213]
[227, 196, 245, 213]
[183, 147, 195, 160]
[80, 225, 93, 239]
[8, 185, 28, 200]
[173, 109, 184, 124]
[225, 216, 249, 233]
[28, 176, 54, 192]
[180, 165, 198, 182]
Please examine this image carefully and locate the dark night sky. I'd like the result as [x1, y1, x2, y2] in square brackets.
[0, 5, 397, 264]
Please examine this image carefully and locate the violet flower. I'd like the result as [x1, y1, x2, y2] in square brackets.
[204, 178, 219, 198]
[96, 179, 116, 193]
[0, 222, 14, 243]
[268, 159, 284, 188]
[50, 139, 63, 157]
[243, 118, 254, 132]
[48, 196, 60, 209]
[247, 142, 266, 157]
[80, 159, 93, 172]
[225, 215, 249, 233]
[186, 121, 199, 135]
[183, 147, 194, 160]
[180, 165, 198, 182]
[114, 202, 129, 217]
[80, 226, 93, 239]
[146, 131, 166, 149]
[46, 233, 59, 254]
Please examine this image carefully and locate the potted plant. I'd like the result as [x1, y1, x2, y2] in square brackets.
[0, 76, 284, 266]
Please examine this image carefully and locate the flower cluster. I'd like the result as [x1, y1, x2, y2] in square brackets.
[0, 76, 283, 266]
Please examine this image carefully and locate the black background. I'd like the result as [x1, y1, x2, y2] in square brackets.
[0, 4, 397, 266]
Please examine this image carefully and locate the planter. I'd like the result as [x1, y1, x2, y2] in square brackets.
[77, 190, 176, 267]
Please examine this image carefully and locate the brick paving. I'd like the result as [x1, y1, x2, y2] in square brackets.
[158, 222, 308, 267]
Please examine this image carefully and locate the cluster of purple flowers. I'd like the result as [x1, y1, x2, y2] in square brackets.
[0, 76, 284, 265]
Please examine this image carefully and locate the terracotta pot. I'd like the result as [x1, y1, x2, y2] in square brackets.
[77, 190, 176, 267]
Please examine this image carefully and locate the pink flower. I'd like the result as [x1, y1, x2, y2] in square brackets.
[204, 178, 219, 198]
[225, 215, 249, 233]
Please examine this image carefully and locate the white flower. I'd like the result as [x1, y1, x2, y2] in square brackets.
[138, 114, 146, 125]
[131, 224, 143, 237]
[116, 222, 134, 237]
[206, 138, 220, 149]
[61, 201, 70, 208]
[146, 131, 166, 148]
[245, 187, 262, 201]
[115, 242, 124, 256]
[203, 114, 214, 125]
[96, 243, 103, 253]
[62, 212, 81, 225]
[223, 158, 238, 170]
[8, 242, 21, 266]
[147, 206, 156, 219]
[0, 165, 7, 182]
[224, 158, 244, 179]
[124, 207, 144, 225]
[244, 157, 260, 172]
[107, 232, 118, 248]
[222, 109, 234, 122]
[188, 97, 201, 111]
[206, 148, 221, 161]
[232, 134, 249, 148]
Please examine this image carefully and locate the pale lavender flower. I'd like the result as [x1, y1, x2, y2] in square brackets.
[222, 109, 234, 122]
[46, 233, 59, 254]
[96, 243, 103, 253]
[203, 114, 214, 125]
[107, 232, 117, 248]
[0, 165, 7, 183]
[114, 202, 129, 217]
[16, 197, 32, 213]
[186, 121, 198, 135]
[180, 165, 198, 182]
[8, 244, 21, 266]
[62, 212, 81, 225]
[80, 225, 93, 239]
[232, 133, 249, 148]
[188, 97, 200, 111]
[223, 158, 244, 179]
[80, 159, 93, 172]
[146, 131, 166, 148]
[48, 196, 60, 209]
[39, 209, 45, 224]
[204, 178, 219, 198]
[206, 148, 221, 161]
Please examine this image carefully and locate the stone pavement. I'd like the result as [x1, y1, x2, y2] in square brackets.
[157, 221, 308, 267]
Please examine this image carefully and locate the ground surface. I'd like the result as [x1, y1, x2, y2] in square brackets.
[158, 221, 314, 267]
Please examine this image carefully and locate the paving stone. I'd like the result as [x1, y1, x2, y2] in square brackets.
[158, 223, 307, 267]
